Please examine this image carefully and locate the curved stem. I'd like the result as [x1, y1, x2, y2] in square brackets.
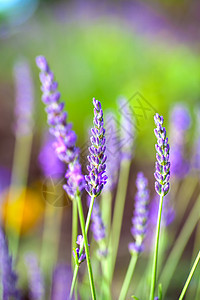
[179, 250, 200, 300]
[119, 252, 138, 300]
[149, 194, 164, 300]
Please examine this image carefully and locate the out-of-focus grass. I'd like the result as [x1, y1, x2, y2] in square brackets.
[0, 3, 200, 161]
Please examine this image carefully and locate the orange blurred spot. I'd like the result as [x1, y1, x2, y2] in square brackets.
[1, 187, 45, 235]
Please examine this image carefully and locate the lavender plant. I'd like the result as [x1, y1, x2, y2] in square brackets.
[25, 254, 44, 300]
[150, 113, 170, 300]
[36, 56, 95, 299]
[0, 228, 20, 300]
[119, 172, 149, 300]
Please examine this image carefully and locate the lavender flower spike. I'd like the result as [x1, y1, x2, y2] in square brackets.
[129, 172, 149, 253]
[51, 264, 74, 300]
[36, 56, 85, 198]
[154, 113, 170, 196]
[25, 254, 44, 300]
[36, 56, 78, 164]
[0, 228, 20, 300]
[85, 98, 107, 197]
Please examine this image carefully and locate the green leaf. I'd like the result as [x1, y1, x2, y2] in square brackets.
[158, 283, 163, 300]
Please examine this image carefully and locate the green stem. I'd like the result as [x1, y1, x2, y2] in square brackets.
[70, 195, 96, 300]
[119, 252, 138, 300]
[179, 250, 200, 300]
[72, 200, 78, 268]
[149, 194, 164, 300]
[159, 195, 200, 296]
[108, 159, 131, 282]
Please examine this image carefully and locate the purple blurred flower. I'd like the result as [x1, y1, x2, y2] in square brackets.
[38, 133, 65, 178]
[129, 172, 149, 254]
[87, 196, 105, 239]
[85, 98, 107, 197]
[154, 113, 170, 196]
[14, 59, 34, 136]
[118, 97, 135, 161]
[36, 56, 85, 198]
[149, 194, 175, 228]
[169, 104, 191, 178]
[25, 254, 44, 300]
[51, 264, 74, 300]
[0, 228, 20, 300]
[104, 112, 120, 191]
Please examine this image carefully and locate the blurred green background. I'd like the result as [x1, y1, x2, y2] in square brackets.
[1, 0, 200, 164]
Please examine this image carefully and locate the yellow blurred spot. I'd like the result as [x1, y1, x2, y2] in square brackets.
[1, 187, 44, 235]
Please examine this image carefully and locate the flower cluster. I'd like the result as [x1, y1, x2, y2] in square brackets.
[129, 172, 149, 253]
[25, 254, 44, 300]
[85, 98, 107, 197]
[73, 235, 87, 265]
[36, 56, 85, 198]
[0, 228, 20, 299]
[154, 113, 170, 196]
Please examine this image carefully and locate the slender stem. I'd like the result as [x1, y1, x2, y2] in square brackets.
[149, 194, 164, 300]
[159, 195, 200, 297]
[179, 250, 200, 300]
[119, 252, 138, 300]
[195, 268, 200, 300]
[72, 200, 78, 268]
[70, 195, 96, 298]
[73, 195, 96, 300]
[108, 159, 131, 282]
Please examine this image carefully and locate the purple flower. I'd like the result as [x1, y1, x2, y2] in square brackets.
[118, 97, 135, 161]
[36, 56, 85, 198]
[0, 228, 20, 300]
[169, 104, 191, 178]
[154, 113, 170, 196]
[14, 60, 34, 136]
[38, 133, 65, 178]
[85, 98, 107, 197]
[36, 56, 78, 164]
[73, 235, 87, 265]
[129, 172, 149, 254]
[51, 264, 74, 300]
[25, 254, 44, 300]
[104, 112, 120, 191]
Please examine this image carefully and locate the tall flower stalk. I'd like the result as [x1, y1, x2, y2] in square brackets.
[70, 98, 107, 298]
[149, 113, 170, 300]
[119, 172, 149, 300]
[6, 59, 34, 258]
[36, 56, 95, 299]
